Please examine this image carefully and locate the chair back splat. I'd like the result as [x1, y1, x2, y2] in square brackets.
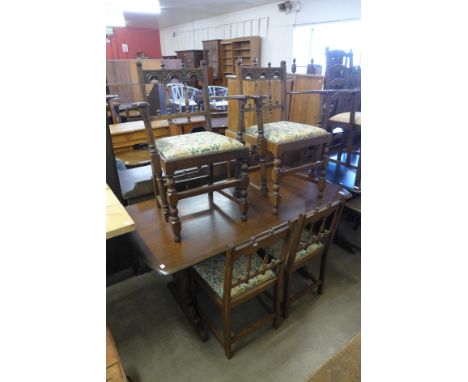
[136, 60, 213, 130]
[236, 58, 288, 122]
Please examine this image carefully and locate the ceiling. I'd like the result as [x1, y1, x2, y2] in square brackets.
[123, 0, 278, 29]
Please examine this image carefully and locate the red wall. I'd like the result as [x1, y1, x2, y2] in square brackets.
[106, 27, 162, 60]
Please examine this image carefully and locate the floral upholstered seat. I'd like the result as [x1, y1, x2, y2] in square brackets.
[270, 231, 325, 263]
[155, 131, 244, 160]
[245, 121, 327, 144]
[193, 253, 276, 299]
[329, 112, 361, 125]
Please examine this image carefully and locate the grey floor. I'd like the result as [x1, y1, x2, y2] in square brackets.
[107, 219, 360, 382]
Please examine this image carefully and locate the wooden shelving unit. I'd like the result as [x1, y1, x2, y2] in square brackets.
[220, 36, 261, 80]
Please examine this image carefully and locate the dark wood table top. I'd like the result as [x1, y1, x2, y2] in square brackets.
[127, 171, 350, 276]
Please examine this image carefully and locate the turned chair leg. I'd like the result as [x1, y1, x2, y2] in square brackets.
[166, 173, 181, 242]
[154, 158, 170, 222]
[271, 156, 282, 215]
[239, 159, 249, 221]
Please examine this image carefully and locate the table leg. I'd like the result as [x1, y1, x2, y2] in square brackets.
[167, 269, 209, 342]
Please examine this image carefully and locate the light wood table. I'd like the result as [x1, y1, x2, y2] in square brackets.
[106, 184, 135, 240]
[106, 326, 127, 382]
[110, 119, 170, 153]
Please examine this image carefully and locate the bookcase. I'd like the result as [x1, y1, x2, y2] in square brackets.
[220, 36, 261, 79]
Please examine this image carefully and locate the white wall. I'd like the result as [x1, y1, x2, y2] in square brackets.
[160, 0, 360, 67]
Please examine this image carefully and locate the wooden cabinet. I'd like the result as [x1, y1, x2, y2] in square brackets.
[220, 36, 261, 79]
[202, 39, 222, 79]
[175, 50, 204, 69]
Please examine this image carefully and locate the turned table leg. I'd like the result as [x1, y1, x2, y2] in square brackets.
[167, 269, 209, 342]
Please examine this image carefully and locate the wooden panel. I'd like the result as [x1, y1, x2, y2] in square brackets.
[106, 184, 135, 240]
[106, 59, 181, 104]
[289, 74, 325, 126]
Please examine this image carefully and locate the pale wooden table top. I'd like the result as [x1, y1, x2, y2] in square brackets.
[109, 119, 170, 136]
[106, 185, 135, 240]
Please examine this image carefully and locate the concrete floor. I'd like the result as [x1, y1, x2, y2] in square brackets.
[107, 220, 360, 382]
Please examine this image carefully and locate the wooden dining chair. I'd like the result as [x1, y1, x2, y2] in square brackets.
[321, 89, 361, 191]
[134, 60, 256, 242]
[190, 220, 294, 359]
[324, 47, 354, 90]
[279, 193, 346, 319]
[229, 59, 332, 215]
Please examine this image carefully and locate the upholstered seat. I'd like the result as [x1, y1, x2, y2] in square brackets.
[155, 131, 244, 160]
[245, 121, 328, 144]
[329, 112, 361, 125]
[193, 253, 276, 298]
[270, 231, 325, 263]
